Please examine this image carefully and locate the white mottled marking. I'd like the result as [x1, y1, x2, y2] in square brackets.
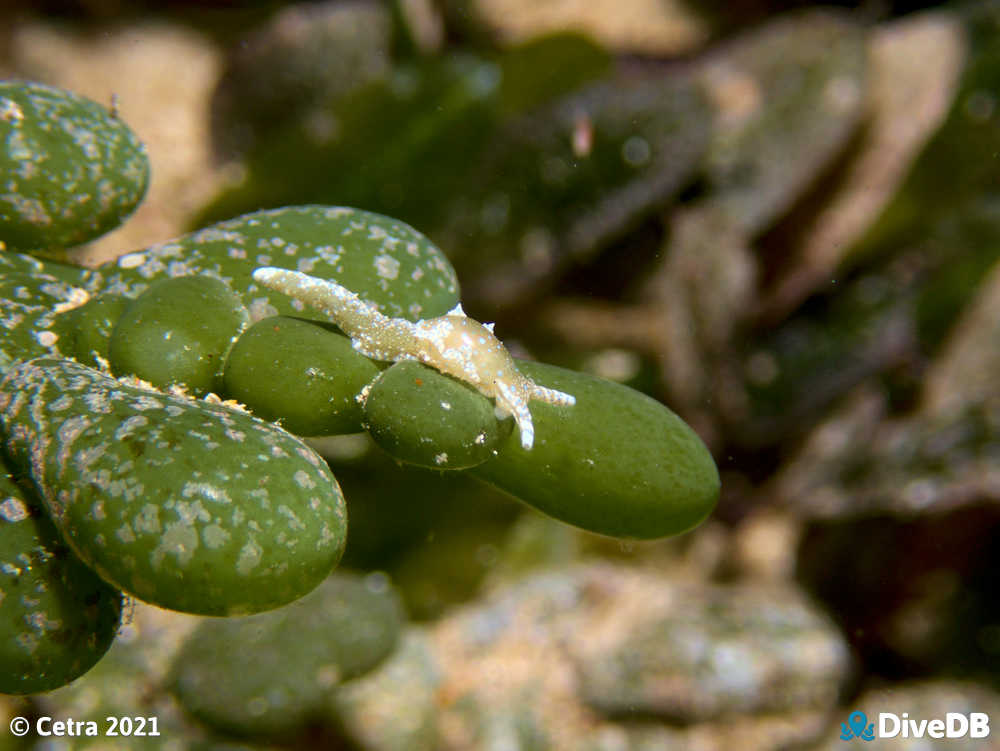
[202, 524, 231, 549]
[118, 252, 146, 269]
[35, 331, 58, 347]
[150, 522, 198, 569]
[374, 254, 401, 280]
[293, 470, 316, 489]
[0, 497, 28, 523]
[182, 482, 233, 505]
[236, 538, 262, 575]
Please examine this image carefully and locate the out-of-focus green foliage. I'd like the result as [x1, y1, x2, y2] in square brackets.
[170, 573, 404, 738]
[195, 32, 710, 307]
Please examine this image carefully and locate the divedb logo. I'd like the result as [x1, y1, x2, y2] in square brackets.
[840, 710, 991, 741]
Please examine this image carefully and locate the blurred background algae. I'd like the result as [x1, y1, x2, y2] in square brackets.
[2, 0, 1000, 748]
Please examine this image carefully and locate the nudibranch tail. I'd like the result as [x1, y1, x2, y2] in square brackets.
[253, 267, 384, 334]
[252, 266, 417, 360]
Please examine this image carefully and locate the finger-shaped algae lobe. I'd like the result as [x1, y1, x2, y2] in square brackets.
[0, 358, 347, 616]
[472, 361, 719, 539]
[0, 81, 149, 255]
[223, 316, 380, 436]
[169, 572, 404, 738]
[362, 360, 514, 469]
[99, 205, 459, 323]
[108, 275, 250, 397]
[0, 464, 122, 694]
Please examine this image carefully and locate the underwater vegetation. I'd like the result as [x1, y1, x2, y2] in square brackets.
[0, 76, 716, 696]
[3, 0, 1000, 746]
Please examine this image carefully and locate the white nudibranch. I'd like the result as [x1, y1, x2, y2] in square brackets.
[252, 267, 575, 450]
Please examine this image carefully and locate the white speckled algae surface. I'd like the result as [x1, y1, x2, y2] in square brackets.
[0, 358, 347, 616]
[0, 81, 148, 254]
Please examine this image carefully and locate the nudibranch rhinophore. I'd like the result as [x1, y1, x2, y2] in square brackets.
[252, 267, 576, 450]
